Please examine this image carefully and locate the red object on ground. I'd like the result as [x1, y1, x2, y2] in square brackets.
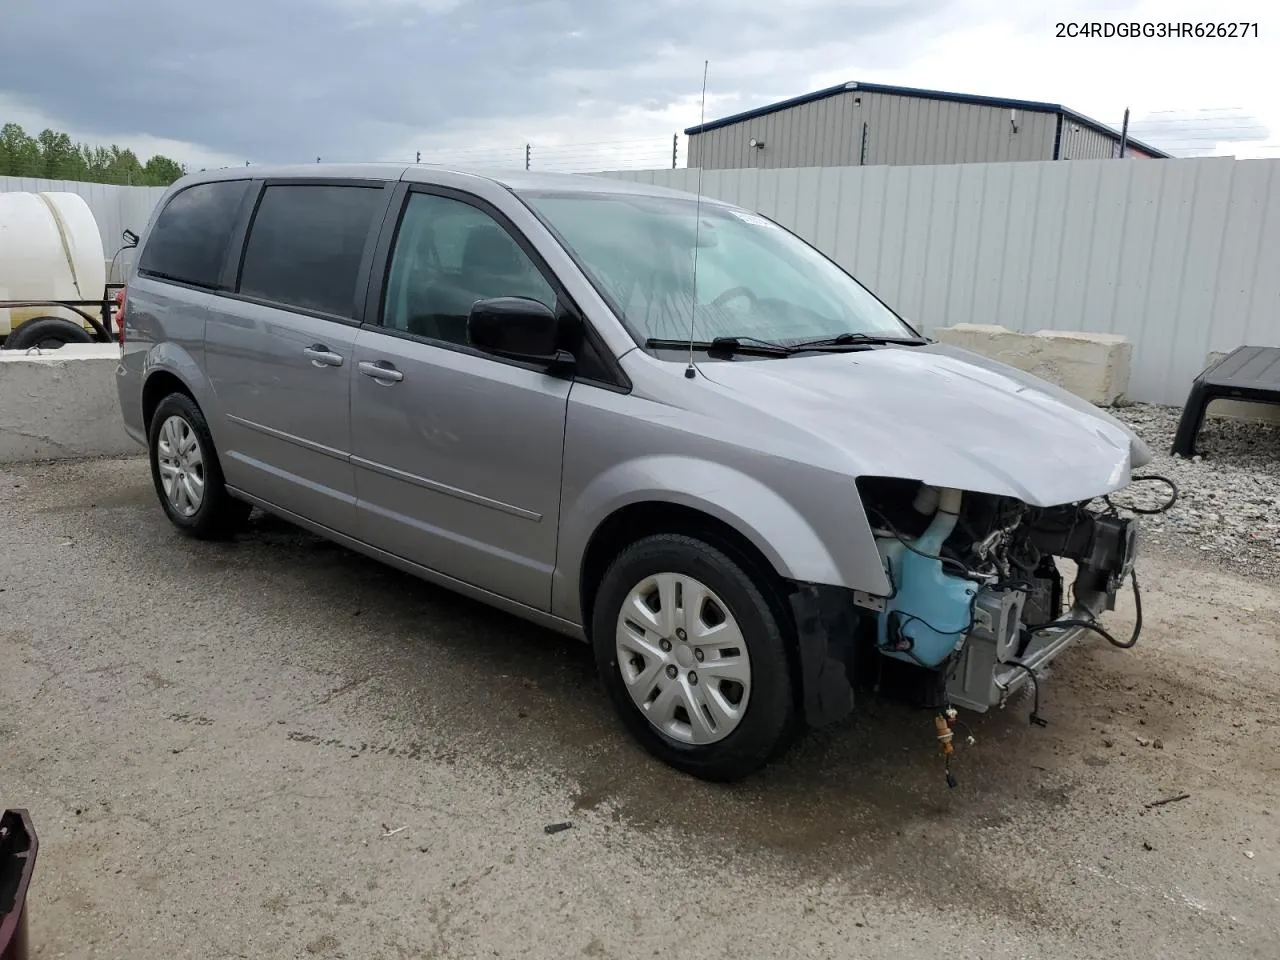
[0, 809, 38, 960]
[114, 286, 128, 346]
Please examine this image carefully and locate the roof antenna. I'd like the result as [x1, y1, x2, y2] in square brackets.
[685, 59, 709, 380]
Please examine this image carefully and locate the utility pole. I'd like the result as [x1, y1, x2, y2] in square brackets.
[1118, 107, 1130, 158]
[525, 143, 531, 170]
[416, 151, 421, 163]
[672, 133, 678, 169]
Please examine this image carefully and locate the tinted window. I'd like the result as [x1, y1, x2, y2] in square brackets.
[383, 193, 556, 345]
[137, 179, 250, 288]
[238, 184, 384, 319]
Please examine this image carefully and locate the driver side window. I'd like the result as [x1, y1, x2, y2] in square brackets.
[383, 193, 557, 345]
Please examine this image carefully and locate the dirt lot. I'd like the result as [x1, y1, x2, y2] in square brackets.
[2, 456, 1277, 959]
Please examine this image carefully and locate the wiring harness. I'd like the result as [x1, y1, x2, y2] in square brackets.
[870, 473, 1180, 780]
[1022, 473, 1177, 652]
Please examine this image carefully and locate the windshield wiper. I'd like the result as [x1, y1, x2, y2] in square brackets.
[787, 332, 928, 351]
[645, 332, 925, 358]
[645, 336, 791, 357]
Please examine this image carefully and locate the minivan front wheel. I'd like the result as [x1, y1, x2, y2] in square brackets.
[592, 534, 795, 781]
[147, 393, 250, 539]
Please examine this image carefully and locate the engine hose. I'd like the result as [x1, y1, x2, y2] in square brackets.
[867, 507, 976, 579]
[1004, 661, 1047, 726]
[1023, 569, 1143, 650]
[1113, 474, 1180, 515]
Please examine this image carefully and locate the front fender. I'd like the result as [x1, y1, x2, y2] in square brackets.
[552, 455, 890, 624]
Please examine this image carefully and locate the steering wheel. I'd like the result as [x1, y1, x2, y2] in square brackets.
[710, 286, 758, 310]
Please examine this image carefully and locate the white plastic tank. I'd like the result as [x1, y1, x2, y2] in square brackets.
[0, 191, 106, 337]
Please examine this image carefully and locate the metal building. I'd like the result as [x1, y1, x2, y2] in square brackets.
[685, 81, 1169, 170]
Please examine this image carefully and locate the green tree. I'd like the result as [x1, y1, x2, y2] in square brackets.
[142, 154, 184, 186]
[37, 128, 83, 180]
[0, 123, 41, 176]
[0, 122, 185, 186]
[101, 145, 143, 185]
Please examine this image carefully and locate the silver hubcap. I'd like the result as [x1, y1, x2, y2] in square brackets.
[156, 415, 205, 518]
[615, 573, 752, 745]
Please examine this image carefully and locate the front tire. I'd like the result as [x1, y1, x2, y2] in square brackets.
[591, 534, 796, 782]
[147, 393, 250, 539]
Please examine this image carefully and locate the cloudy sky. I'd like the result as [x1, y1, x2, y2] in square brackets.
[1, 0, 1275, 172]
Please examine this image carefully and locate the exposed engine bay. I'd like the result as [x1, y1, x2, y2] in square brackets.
[859, 474, 1143, 671]
[789, 472, 1175, 788]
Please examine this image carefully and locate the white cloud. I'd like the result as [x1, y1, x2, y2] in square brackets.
[807, 0, 1280, 160]
[399, 0, 1280, 168]
[3, 0, 1276, 171]
[1127, 108, 1271, 158]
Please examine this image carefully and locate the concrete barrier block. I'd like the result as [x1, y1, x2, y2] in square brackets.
[0, 343, 138, 463]
[932, 324, 1132, 406]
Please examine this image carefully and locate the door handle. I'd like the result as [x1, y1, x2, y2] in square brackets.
[303, 345, 344, 367]
[358, 360, 404, 383]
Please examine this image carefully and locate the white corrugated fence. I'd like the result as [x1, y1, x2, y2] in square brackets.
[7, 159, 1279, 406]
[601, 158, 1280, 406]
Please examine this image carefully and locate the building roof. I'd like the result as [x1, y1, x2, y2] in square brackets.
[684, 81, 1171, 159]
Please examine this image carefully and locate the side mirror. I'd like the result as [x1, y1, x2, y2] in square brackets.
[122, 229, 139, 248]
[467, 297, 573, 368]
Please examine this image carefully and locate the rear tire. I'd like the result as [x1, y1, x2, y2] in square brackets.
[147, 393, 250, 539]
[591, 534, 796, 782]
[2, 316, 94, 350]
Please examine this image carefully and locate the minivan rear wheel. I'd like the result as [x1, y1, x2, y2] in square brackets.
[591, 534, 795, 781]
[148, 393, 250, 539]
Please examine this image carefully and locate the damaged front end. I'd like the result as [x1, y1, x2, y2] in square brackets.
[860, 476, 1142, 717]
[792, 476, 1147, 733]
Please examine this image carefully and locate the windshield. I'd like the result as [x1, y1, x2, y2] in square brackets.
[521, 191, 916, 347]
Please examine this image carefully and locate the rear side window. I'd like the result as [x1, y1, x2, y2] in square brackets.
[238, 184, 384, 319]
[137, 180, 250, 288]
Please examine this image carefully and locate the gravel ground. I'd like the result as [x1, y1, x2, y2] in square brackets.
[2, 452, 1279, 960]
[1109, 404, 1280, 576]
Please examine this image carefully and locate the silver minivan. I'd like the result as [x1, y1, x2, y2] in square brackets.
[116, 163, 1152, 781]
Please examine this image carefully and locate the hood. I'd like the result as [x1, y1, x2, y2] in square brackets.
[695, 343, 1148, 508]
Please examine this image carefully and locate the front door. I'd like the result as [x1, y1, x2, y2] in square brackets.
[349, 189, 572, 611]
